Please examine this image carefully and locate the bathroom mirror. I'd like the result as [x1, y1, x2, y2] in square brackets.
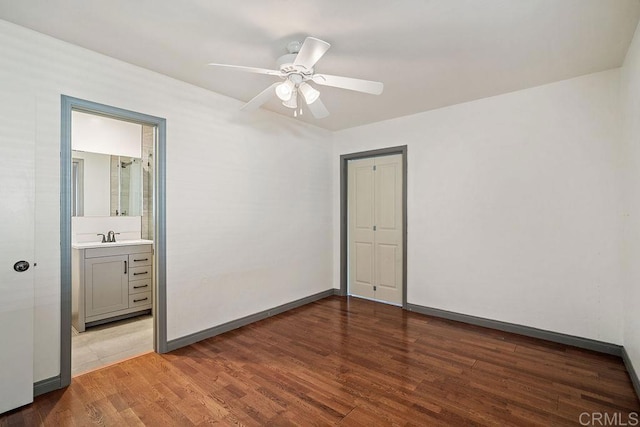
[72, 150, 143, 217]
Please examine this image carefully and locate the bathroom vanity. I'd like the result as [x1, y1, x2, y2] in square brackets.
[72, 240, 153, 332]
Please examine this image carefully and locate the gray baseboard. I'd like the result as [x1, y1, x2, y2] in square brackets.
[167, 289, 337, 352]
[622, 347, 640, 400]
[34, 375, 61, 397]
[406, 303, 623, 356]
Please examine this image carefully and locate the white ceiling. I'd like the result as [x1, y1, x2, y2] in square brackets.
[1, 0, 639, 131]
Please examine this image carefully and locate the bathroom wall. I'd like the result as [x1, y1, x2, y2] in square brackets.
[72, 110, 142, 157]
[72, 217, 141, 244]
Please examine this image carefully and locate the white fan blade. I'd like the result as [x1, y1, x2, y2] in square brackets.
[306, 97, 330, 119]
[312, 74, 383, 95]
[293, 37, 331, 71]
[208, 63, 283, 77]
[241, 82, 280, 111]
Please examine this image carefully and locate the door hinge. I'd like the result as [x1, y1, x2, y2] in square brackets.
[373, 225, 377, 231]
[373, 285, 377, 291]
[373, 165, 377, 171]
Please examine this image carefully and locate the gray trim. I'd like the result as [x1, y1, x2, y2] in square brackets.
[338, 157, 348, 298]
[154, 119, 168, 353]
[60, 97, 73, 387]
[33, 376, 61, 398]
[60, 96, 168, 395]
[33, 376, 61, 397]
[167, 289, 335, 352]
[622, 347, 640, 400]
[339, 146, 408, 307]
[406, 303, 623, 356]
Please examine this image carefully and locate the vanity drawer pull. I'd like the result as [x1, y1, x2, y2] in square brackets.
[129, 290, 151, 306]
[133, 271, 148, 276]
[133, 258, 148, 262]
[129, 280, 151, 295]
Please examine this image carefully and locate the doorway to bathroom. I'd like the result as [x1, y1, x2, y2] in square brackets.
[60, 96, 167, 388]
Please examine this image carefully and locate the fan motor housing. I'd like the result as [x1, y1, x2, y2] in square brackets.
[277, 53, 314, 76]
[276, 53, 297, 69]
[277, 41, 314, 75]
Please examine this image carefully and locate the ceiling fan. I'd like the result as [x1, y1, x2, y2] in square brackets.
[208, 37, 384, 119]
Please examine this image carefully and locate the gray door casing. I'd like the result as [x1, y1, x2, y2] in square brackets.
[57, 96, 168, 392]
[339, 146, 408, 308]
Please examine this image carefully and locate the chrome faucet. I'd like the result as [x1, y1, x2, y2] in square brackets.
[97, 233, 107, 243]
[106, 231, 119, 243]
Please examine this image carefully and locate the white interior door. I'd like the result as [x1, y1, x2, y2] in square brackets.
[348, 154, 403, 305]
[372, 155, 403, 305]
[348, 158, 376, 299]
[0, 88, 35, 413]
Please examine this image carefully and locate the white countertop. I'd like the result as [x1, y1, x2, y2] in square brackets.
[72, 239, 153, 249]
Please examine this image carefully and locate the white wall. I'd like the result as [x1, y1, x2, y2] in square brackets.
[621, 20, 640, 378]
[333, 70, 624, 344]
[0, 19, 333, 382]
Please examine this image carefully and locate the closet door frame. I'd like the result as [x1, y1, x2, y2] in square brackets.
[339, 146, 408, 308]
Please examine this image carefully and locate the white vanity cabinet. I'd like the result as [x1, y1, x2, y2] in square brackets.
[72, 243, 152, 332]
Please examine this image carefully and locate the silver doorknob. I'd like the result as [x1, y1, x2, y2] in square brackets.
[13, 261, 30, 272]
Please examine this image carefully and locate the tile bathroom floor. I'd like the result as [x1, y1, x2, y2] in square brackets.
[71, 314, 153, 377]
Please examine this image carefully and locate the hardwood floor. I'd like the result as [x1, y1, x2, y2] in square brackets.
[2, 296, 638, 426]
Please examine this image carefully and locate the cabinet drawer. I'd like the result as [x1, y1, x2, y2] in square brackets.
[128, 253, 151, 267]
[129, 278, 151, 294]
[85, 245, 152, 259]
[129, 266, 151, 280]
[129, 291, 152, 308]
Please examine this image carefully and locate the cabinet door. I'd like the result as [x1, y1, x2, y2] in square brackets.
[85, 255, 129, 317]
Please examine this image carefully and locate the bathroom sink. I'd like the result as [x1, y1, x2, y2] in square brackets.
[72, 239, 153, 249]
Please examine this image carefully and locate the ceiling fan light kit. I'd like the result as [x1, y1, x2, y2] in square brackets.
[275, 78, 295, 101]
[208, 36, 384, 119]
[299, 82, 320, 105]
[282, 89, 298, 109]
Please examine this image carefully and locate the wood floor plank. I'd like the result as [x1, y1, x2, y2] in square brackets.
[1, 296, 638, 425]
